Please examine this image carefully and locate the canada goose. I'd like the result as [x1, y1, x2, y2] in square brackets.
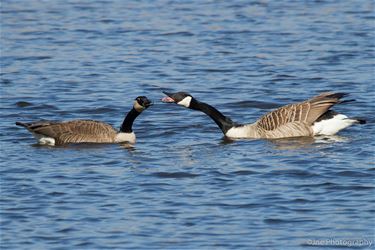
[162, 91, 366, 139]
[16, 96, 152, 145]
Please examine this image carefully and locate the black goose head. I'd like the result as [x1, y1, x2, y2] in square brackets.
[162, 91, 193, 108]
[134, 96, 152, 112]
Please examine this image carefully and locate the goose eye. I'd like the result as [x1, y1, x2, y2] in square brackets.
[136, 97, 144, 104]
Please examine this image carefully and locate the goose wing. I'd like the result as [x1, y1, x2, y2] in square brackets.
[256, 92, 348, 131]
[17, 120, 117, 144]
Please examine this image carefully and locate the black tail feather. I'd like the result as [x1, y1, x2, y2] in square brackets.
[356, 119, 366, 124]
[15, 122, 28, 128]
[349, 117, 366, 124]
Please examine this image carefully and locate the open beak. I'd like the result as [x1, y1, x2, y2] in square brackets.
[161, 91, 176, 103]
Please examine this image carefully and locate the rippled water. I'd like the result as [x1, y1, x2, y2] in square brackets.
[1, 1, 374, 249]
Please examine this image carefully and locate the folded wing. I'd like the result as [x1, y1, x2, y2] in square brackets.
[256, 92, 348, 132]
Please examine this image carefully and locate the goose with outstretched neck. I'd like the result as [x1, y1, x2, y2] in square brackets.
[162, 91, 365, 139]
[16, 96, 152, 145]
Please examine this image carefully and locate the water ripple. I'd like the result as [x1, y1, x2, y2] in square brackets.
[1, 0, 374, 249]
[151, 172, 200, 179]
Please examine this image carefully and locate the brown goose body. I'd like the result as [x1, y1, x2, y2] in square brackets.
[16, 120, 123, 145]
[16, 96, 152, 145]
[162, 92, 366, 139]
[228, 92, 347, 138]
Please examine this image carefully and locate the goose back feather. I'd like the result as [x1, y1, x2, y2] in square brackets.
[253, 92, 347, 138]
[256, 92, 346, 130]
[17, 120, 118, 144]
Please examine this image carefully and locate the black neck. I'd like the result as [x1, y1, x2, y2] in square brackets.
[189, 98, 235, 134]
[120, 108, 141, 133]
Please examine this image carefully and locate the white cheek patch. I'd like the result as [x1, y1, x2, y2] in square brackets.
[177, 96, 192, 108]
[134, 101, 145, 112]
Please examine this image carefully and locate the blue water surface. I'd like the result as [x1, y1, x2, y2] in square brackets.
[1, 1, 374, 249]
